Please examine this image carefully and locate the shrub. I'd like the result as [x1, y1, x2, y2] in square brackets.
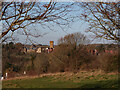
[34, 54, 49, 76]
[97, 53, 118, 73]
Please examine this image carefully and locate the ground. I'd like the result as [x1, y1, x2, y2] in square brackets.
[2, 70, 119, 88]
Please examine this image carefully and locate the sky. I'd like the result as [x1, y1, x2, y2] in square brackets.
[2, 2, 114, 45]
[15, 20, 111, 45]
[13, 20, 91, 45]
[2, 0, 118, 2]
[14, 21, 88, 45]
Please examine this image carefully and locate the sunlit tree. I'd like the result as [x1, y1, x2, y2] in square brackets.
[79, 2, 120, 42]
[0, 1, 73, 42]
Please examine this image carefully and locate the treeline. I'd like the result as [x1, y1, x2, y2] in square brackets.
[2, 33, 118, 78]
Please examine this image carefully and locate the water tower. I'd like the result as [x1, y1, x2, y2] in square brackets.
[50, 41, 54, 48]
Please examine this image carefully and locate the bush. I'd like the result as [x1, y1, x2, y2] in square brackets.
[34, 54, 49, 76]
[49, 44, 95, 72]
[96, 53, 118, 73]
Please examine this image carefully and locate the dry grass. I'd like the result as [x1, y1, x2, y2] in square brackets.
[2, 70, 118, 88]
[3, 70, 118, 82]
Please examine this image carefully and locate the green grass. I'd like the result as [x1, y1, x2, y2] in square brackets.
[2, 72, 119, 88]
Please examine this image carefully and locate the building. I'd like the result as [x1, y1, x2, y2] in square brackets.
[36, 47, 42, 53]
[23, 44, 36, 53]
[23, 41, 54, 54]
[50, 41, 54, 49]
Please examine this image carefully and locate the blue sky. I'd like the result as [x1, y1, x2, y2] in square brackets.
[3, 2, 113, 45]
[10, 2, 90, 45]
[13, 19, 91, 45]
[15, 20, 111, 45]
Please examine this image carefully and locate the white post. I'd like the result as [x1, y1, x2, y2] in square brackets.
[24, 71, 26, 75]
[5, 72, 7, 79]
[1, 77, 3, 80]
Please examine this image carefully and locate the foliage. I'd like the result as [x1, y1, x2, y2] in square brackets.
[34, 54, 49, 76]
[2, 34, 118, 78]
[50, 33, 92, 72]
[98, 53, 118, 72]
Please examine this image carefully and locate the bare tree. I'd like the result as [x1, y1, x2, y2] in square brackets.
[78, 2, 120, 42]
[1, 1, 74, 42]
[50, 32, 91, 72]
[58, 32, 90, 46]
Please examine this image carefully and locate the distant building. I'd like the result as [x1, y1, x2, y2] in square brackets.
[36, 47, 42, 53]
[23, 41, 55, 54]
[86, 44, 118, 55]
[23, 44, 36, 53]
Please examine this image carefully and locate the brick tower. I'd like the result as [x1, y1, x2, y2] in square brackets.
[50, 41, 54, 49]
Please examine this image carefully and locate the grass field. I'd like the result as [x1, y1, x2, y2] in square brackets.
[2, 71, 119, 88]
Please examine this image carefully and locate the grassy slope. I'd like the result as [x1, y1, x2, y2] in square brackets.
[2, 71, 119, 88]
